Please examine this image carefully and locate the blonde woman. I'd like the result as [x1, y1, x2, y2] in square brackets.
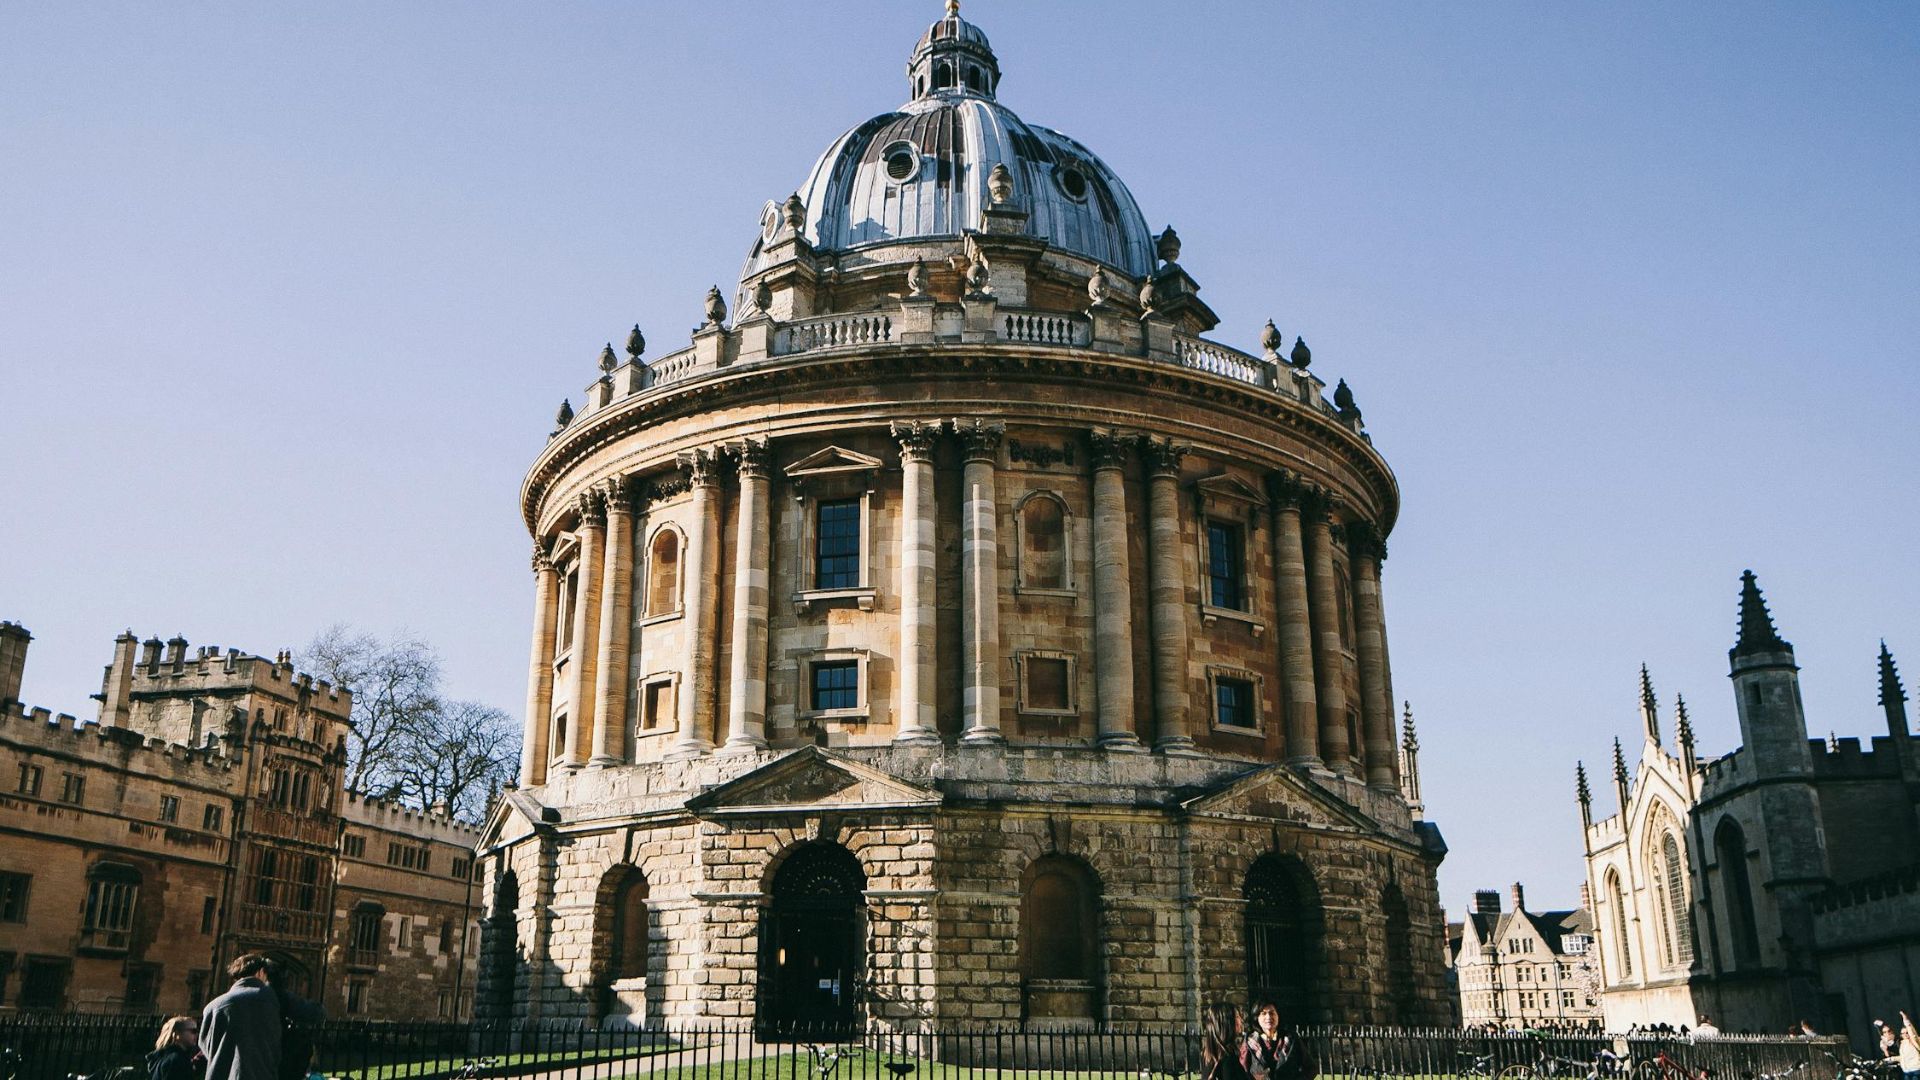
[147, 1016, 203, 1080]
[1897, 1011, 1919, 1080]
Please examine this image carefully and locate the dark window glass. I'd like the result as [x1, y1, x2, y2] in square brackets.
[811, 661, 859, 712]
[1216, 678, 1254, 729]
[815, 499, 860, 589]
[19, 957, 69, 1011]
[0, 872, 29, 922]
[203, 804, 224, 832]
[1207, 522, 1244, 609]
[200, 896, 216, 934]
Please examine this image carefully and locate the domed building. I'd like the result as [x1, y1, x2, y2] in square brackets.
[478, 6, 1448, 1032]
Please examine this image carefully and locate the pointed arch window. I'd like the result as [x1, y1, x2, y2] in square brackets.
[1715, 818, 1760, 966]
[1656, 831, 1694, 968]
[1605, 870, 1632, 979]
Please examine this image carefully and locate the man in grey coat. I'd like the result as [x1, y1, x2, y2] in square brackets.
[200, 954, 282, 1080]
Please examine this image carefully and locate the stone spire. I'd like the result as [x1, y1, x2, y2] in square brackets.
[1675, 693, 1698, 775]
[1398, 701, 1423, 818]
[1639, 663, 1661, 747]
[1731, 569, 1791, 659]
[1612, 735, 1631, 810]
[1881, 640, 1910, 740]
[1576, 760, 1592, 828]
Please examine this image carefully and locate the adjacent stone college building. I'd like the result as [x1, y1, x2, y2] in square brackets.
[1451, 883, 1600, 1029]
[480, 7, 1448, 1032]
[1578, 574, 1920, 1045]
[0, 622, 481, 1018]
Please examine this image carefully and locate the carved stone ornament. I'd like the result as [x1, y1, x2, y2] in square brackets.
[951, 418, 1005, 460]
[531, 542, 555, 575]
[1137, 274, 1156, 313]
[1333, 378, 1361, 420]
[1156, 225, 1181, 265]
[599, 343, 618, 374]
[678, 446, 724, 487]
[1264, 469, 1304, 508]
[905, 256, 929, 298]
[598, 475, 634, 516]
[733, 438, 772, 479]
[554, 399, 574, 429]
[963, 235, 992, 296]
[1345, 519, 1386, 562]
[1138, 436, 1188, 476]
[1260, 320, 1283, 359]
[1289, 336, 1312, 370]
[703, 285, 728, 327]
[576, 485, 608, 527]
[752, 280, 774, 314]
[1087, 429, 1132, 470]
[642, 473, 691, 505]
[625, 324, 646, 361]
[987, 162, 1014, 204]
[782, 193, 806, 233]
[890, 419, 940, 462]
[1087, 267, 1110, 308]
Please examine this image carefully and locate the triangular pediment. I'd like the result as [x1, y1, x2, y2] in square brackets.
[1181, 762, 1379, 832]
[686, 746, 941, 817]
[479, 789, 558, 850]
[1195, 472, 1268, 509]
[785, 446, 883, 478]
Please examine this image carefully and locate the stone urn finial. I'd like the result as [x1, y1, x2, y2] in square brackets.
[988, 162, 1014, 205]
[1087, 267, 1109, 308]
[1156, 225, 1181, 265]
[626, 324, 646, 361]
[752, 280, 774, 313]
[554, 398, 574, 429]
[1289, 336, 1312, 370]
[782, 193, 806, 233]
[704, 285, 728, 327]
[1138, 273, 1156, 314]
[1334, 378, 1360, 420]
[963, 235, 992, 297]
[906, 256, 929, 298]
[599, 343, 618, 374]
[1260, 320, 1283, 359]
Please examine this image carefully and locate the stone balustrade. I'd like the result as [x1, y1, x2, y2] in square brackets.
[776, 312, 895, 355]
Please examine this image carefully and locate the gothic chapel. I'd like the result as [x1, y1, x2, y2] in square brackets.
[478, 7, 1448, 1031]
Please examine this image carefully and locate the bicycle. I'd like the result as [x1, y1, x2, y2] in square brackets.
[453, 1058, 499, 1080]
[1632, 1051, 1712, 1080]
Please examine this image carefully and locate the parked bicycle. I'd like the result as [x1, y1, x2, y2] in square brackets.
[453, 1058, 498, 1080]
[1633, 1051, 1712, 1080]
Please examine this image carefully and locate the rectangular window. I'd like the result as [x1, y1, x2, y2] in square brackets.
[82, 878, 139, 950]
[398, 919, 411, 949]
[438, 990, 452, 1018]
[343, 833, 366, 858]
[1215, 677, 1254, 729]
[158, 795, 179, 823]
[200, 896, 217, 934]
[642, 679, 674, 730]
[203, 804, 224, 832]
[814, 499, 861, 589]
[1206, 522, 1245, 609]
[1025, 657, 1070, 712]
[559, 570, 579, 650]
[450, 857, 471, 880]
[349, 909, 383, 969]
[346, 979, 368, 1015]
[0, 872, 30, 922]
[17, 763, 42, 796]
[439, 919, 454, 953]
[810, 660, 859, 712]
[19, 957, 70, 1011]
[60, 773, 84, 804]
[125, 963, 160, 1009]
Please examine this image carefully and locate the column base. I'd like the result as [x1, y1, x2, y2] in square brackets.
[1154, 735, 1199, 755]
[718, 736, 767, 756]
[664, 740, 714, 761]
[586, 755, 623, 768]
[1098, 732, 1146, 752]
[1286, 755, 1325, 769]
[892, 729, 943, 746]
[959, 728, 1006, 745]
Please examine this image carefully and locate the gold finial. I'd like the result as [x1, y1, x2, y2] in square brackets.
[946, 0, 960, 15]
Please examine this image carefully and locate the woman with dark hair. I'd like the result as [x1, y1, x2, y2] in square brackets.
[147, 1016, 204, 1080]
[1243, 1001, 1315, 1080]
[1202, 1002, 1252, 1080]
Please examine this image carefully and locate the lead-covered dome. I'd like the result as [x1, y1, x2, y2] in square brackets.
[739, 9, 1156, 288]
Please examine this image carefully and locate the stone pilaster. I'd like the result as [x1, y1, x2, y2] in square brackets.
[562, 487, 607, 770]
[1304, 493, 1354, 774]
[670, 449, 722, 759]
[892, 421, 942, 744]
[956, 419, 1005, 744]
[1143, 437, 1193, 750]
[590, 477, 634, 766]
[1090, 430, 1142, 750]
[1349, 522, 1397, 790]
[723, 441, 772, 753]
[1267, 472, 1321, 767]
[520, 542, 559, 786]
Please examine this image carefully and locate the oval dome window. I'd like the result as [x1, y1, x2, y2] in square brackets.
[1054, 165, 1089, 202]
[883, 142, 919, 183]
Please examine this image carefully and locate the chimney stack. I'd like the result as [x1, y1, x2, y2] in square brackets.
[0, 621, 31, 707]
[1474, 889, 1501, 914]
[1511, 881, 1527, 913]
[165, 635, 188, 670]
[1579, 882, 1593, 911]
[98, 631, 137, 727]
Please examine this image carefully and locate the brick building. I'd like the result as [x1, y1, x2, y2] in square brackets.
[479, 8, 1450, 1032]
[0, 621, 481, 1018]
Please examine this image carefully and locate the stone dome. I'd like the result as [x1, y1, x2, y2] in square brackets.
[737, 10, 1156, 293]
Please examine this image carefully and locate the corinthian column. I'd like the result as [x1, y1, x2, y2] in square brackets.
[892, 422, 941, 745]
[1143, 438, 1193, 750]
[520, 542, 559, 786]
[1090, 431, 1142, 750]
[722, 440, 772, 753]
[589, 478, 634, 767]
[562, 488, 607, 769]
[956, 419, 1005, 744]
[1267, 472, 1320, 767]
[1304, 492, 1353, 774]
[1349, 522, 1398, 790]
[670, 449, 722, 759]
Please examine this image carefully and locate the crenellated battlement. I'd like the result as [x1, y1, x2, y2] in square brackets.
[2, 698, 237, 784]
[344, 789, 484, 842]
[122, 636, 349, 710]
[1809, 735, 1904, 779]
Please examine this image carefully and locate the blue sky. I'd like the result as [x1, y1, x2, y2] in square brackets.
[3, 2, 1916, 916]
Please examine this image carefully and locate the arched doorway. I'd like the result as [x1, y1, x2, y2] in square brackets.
[757, 842, 864, 1038]
[483, 872, 520, 1020]
[1244, 853, 1324, 1024]
[592, 865, 650, 1023]
[1018, 854, 1103, 1026]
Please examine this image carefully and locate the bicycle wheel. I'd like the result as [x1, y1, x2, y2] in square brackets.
[1632, 1061, 1663, 1080]
[1501, 1066, 1537, 1080]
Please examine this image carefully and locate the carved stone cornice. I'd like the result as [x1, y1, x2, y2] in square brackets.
[951, 419, 1004, 463]
[889, 420, 940, 464]
[1138, 436, 1189, 477]
[1087, 429, 1132, 471]
[576, 486, 608, 528]
[640, 473, 690, 506]
[677, 447, 725, 488]
[732, 438, 772, 480]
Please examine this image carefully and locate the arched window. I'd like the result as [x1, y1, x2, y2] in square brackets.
[1245, 853, 1324, 1025]
[1606, 870, 1632, 978]
[932, 62, 953, 90]
[1656, 831, 1693, 968]
[965, 66, 985, 93]
[603, 867, 649, 982]
[645, 528, 681, 618]
[1716, 818, 1760, 966]
[1018, 493, 1068, 589]
[1382, 883, 1416, 1024]
[1019, 855, 1102, 1024]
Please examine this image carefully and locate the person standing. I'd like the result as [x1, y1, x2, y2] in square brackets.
[200, 955, 282, 1080]
[1896, 1011, 1920, 1080]
[146, 1016, 204, 1080]
[1243, 1001, 1314, 1080]
[1202, 1003, 1252, 1080]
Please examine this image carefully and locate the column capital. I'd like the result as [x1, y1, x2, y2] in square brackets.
[576, 486, 608, 527]
[1299, 483, 1343, 520]
[1087, 429, 1133, 470]
[597, 475, 636, 517]
[1345, 519, 1387, 563]
[1265, 469, 1307, 508]
[732, 437, 773, 480]
[890, 420, 941, 463]
[951, 419, 1004, 462]
[677, 446, 725, 488]
[1139, 436, 1189, 477]
[531, 541, 555, 574]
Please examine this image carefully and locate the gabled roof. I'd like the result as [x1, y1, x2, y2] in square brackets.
[478, 788, 559, 850]
[1179, 761, 1382, 833]
[684, 745, 941, 818]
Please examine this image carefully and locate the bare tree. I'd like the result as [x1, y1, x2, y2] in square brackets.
[298, 626, 517, 821]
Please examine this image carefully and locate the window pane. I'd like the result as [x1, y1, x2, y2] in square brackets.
[1207, 523, 1243, 609]
[811, 660, 859, 711]
[1216, 678, 1254, 728]
[815, 500, 860, 589]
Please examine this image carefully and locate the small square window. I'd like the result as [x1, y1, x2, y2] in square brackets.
[810, 660, 859, 712]
[203, 804, 224, 832]
[1022, 656, 1072, 714]
[1215, 677, 1255, 729]
[60, 773, 85, 805]
[17, 764, 42, 797]
[814, 499, 861, 589]
[1206, 521, 1245, 610]
[159, 796, 179, 823]
[641, 678, 675, 731]
[0, 872, 30, 923]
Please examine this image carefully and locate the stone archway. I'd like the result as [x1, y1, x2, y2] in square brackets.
[756, 842, 865, 1038]
[1244, 852, 1324, 1025]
